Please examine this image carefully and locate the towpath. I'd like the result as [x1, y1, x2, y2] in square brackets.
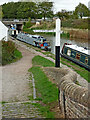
[1, 42, 43, 118]
[13, 38, 88, 88]
[1, 37, 88, 119]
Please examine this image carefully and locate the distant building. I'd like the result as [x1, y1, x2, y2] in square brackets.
[0, 21, 8, 41]
[36, 21, 40, 25]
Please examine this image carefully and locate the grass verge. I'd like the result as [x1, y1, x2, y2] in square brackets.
[28, 55, 58, 118]
[18, 39, 89, 83]
[32, 55, 54, 67]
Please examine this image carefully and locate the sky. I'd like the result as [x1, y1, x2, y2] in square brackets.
[0, 0, 89, 13]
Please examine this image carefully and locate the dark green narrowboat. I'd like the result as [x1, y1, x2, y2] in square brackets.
[61, 43, 90, 71]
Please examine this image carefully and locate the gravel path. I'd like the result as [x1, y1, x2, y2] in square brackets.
[2, 46, 35, 102]
[1, 42, 44, 119]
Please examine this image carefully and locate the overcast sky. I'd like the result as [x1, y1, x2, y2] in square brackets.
[0, 0, 89, 13]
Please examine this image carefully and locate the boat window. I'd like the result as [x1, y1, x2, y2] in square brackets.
[76, 53, 80, 60]
[43, 39, 46, 41]
[32, 36, 37, 39]
[67, 49, 71, 56]
[85, 57, 88, 64]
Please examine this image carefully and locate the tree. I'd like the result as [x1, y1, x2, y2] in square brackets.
[38, 1, 54, 20]
[2, 1, 54, 19]
[25, 17, 32, 28]
[56, 9, 70, 19]
[0, 6, 3, 19]
[74, 3, 89, 18]
[17, 2, 37, 19]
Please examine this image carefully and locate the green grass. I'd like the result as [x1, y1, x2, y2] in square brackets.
[28, 55, 58, 118]
[29, 66, 58, 118]
[4, 49, 22, 65]
[32, 55, 54, 67]
[12, 49, 22, 62]
[32, 103, 55, 118]
[0, 101, 7, 104]
[30, 43, 89, 83]
[61, 57, 89, 82]
[32, 51, 89, 83]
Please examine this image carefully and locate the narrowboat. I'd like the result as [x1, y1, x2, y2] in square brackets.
[61, 43, 90, 71]
[38, 41, 51, 51]
[16, 33, 51, 51]
[9, 28, 18, 37]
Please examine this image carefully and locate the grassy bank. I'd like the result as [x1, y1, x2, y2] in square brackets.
[61, 57, 89, 82]
[2, 40, 22, 65]
[23, 19, 88, 39]
[29, 55, 58, 118]
[30, 19, 88, 30]
[42, 50, 89, 83]
[22, 40, 89, 83]
[61, 19, 88, 29]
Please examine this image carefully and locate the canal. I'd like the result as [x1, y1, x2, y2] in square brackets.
[41, 34, 88, 54]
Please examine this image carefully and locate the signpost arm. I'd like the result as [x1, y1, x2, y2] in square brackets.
[55, 18, 61, 67]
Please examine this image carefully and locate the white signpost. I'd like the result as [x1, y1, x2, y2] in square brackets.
[33, 18, 61, 67]
[55, 18, 61, 67]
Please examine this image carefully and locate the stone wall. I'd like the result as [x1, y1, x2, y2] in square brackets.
[58, 68, 89, 118]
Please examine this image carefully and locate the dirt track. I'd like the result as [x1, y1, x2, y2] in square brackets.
[2, 46, 35, 102]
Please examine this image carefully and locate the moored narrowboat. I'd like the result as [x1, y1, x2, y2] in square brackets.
[61, 43, 90, 71]
[16, 32, 51, 51]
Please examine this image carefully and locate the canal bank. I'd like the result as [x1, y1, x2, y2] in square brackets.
[2, 36, 88, 119]
[37, 34, 88, 54]
[61, 27, 88, 40]
[12, 38, 89, 118]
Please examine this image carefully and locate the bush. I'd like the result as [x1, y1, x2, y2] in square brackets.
[1, 40, 22, 65]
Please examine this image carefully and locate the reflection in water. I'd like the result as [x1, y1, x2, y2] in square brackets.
[41, 34, 88, 54]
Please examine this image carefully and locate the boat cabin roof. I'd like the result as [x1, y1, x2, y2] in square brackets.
[65, 45, 90, 56]
[32, 35, 43, 39]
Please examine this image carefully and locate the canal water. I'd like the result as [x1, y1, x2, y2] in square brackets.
[41, 34, 88, 54]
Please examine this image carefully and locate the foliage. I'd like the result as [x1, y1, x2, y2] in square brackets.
[56, 9, 70, 19]
[38, 1, 54, 20]
[2, 1, 54, 19]
[2, 40, 22, 65]
[25, 17, 32, 28]
[17, 2, 36, 19]
[23, 27, 34, 34]
[0, 6, 3, 19]
[74, 3, 89, 18]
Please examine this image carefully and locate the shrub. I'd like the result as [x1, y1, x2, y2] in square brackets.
[1, 40, 22, 65]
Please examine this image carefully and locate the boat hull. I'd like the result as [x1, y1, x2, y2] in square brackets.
[61, 45, 90, 71]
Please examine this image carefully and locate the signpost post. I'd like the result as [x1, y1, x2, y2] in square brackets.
[55, 18, 61, 67]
